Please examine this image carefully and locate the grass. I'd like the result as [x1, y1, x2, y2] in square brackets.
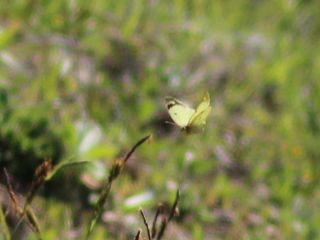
[1, 0, 320, 239]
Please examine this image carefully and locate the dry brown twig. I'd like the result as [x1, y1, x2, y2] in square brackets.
[134, 229, 142, 240]
[156, 189, 180, 240]
[151, 204, 163, 238]
[140, 209, 152, 240]
[3, 168, 20, 215]
[138, 189, 180, 240]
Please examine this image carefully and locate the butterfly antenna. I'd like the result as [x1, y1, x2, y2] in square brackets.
[165, 121, 176, 126]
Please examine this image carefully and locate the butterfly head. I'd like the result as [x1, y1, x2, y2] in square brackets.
[165, 97, 179, 110]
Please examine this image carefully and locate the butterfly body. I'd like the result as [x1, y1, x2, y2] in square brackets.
[165, 92, 211, 131]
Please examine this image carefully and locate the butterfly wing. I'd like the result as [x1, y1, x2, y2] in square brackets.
[166, 97, 195, 128]
[196, 92, 210, 112]
[188, 92, 211, 127]
[188, 106, 212, 127]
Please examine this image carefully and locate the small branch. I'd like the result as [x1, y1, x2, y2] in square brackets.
[139, 209, 152, 240]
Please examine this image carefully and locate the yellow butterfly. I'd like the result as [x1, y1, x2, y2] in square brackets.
[166, 92, 211, 131]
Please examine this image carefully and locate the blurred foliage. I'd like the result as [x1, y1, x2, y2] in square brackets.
[1, 0, 320, 239]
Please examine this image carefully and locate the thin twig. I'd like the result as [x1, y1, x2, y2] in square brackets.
[85, 135, 151, 239]
[123, 135, 151, 163]
[156, 189, 180, 240]
[156, 216, 167, 240]
[139, 209, 152, 240]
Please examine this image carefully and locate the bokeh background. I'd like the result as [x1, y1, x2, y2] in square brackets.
[1, 0, 320, 239]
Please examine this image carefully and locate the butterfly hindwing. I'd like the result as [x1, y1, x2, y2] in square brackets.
[166, 97, 195, 128]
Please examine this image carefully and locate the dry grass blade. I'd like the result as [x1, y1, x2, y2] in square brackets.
[156, 189, 180, 240]
[139, 208, 152, 240]
[13, 206, 42, 240]
[169, 189, 180, 221]
[3, 168, 42, 239]
[45, 159, 90, 181]
[3, 168, 21, 215]
[151, 204, 163, 238]
[12, 160, 52, 237]
[123, 135, 151, 163]
[25, 206, 41, 235]
[134, 229, 142, 240]
[156, 217, 167, 240]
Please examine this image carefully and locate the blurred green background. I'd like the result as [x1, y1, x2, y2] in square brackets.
[1, 0, 320, 239]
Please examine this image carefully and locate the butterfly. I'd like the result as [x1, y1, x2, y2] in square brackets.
[165, 92, 211, 131]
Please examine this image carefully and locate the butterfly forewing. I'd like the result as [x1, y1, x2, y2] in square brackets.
[166, 97, 195, 128]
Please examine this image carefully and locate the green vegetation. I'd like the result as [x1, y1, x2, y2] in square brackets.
[1, 0, 320, 239]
